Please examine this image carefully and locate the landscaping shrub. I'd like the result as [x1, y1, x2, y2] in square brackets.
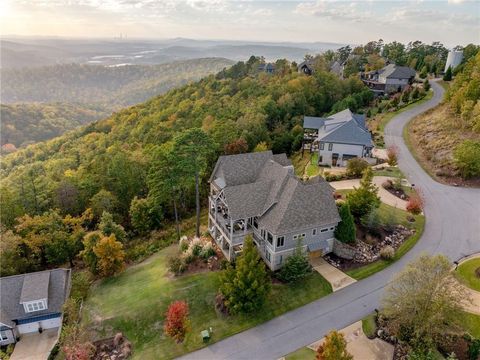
[386, 145, 399, 166]
[361, 209, 381, 236]
[453, 140, 480, 179]
[164, 300, 190, 343]
[346, 167, 381, 220]
[168, 255, 186, 275]
[346, 158, 369, 178]
[179, 236, 189, 252]
[468, 338, 480, 360]
[406, 192, 424, 215]
[380, 246, 395, 260]
[277, 240, 312, 283]
[316, 330, 353, 360]
[382, 179, 393, 190]
[190, 238, 202, 256]
[200, 242, 216, 259]
[335, 203, 356, 244]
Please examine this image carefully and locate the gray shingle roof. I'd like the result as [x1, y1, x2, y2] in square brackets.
[0, 269, 71, 328]
[20, 272, 50, 303]
[211, 152, 340, 234]
[318, 118, 373, 146]
[379, 63, 416, 79]
[303, 116, 327, 130]
[259, 176, 340, 234]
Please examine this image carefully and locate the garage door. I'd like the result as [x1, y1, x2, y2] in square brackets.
[17, 317, 60, 334]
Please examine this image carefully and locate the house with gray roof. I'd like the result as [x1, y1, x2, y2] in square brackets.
[0, 268, 71, 346]
[362, 63, 416, 94]
[303, 109, 374, 167]
[208, 151, 340, 270]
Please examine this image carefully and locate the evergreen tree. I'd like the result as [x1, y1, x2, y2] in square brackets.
[98, 211, 126, 243]
[219, 236, 271, 314]
[277, 240, 312, 282]
[346, 167, 380, 220]
[443, 66, 452, 81]
[334, 203, 356, 244]
[423, 79, 431, 92]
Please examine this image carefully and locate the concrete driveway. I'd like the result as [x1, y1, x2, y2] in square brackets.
[308, 321, 394, 360]
[10, 329, 59, 360]
[180, 81, 480, 360]
[310, 257, 356, 292]
[330, 175, 408, 210]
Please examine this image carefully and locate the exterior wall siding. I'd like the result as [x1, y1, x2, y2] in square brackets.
[0, 328, 16, 346]
[318, 142, 366, 166]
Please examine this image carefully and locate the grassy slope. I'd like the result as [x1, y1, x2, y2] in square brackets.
[362, 313, 377, 338]
[285, 347, 316, 360]
[455, 258, 480, 292]
[461, 311, 480, 338]
[404, 103, 480, 186]
[84, 245, 332, 359]
[346, 202, 425, 280]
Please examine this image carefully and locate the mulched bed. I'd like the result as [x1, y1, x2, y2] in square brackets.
[181, 246, 225, 275]
[383, 185, 410, 201]
[93, 333, 132, 360]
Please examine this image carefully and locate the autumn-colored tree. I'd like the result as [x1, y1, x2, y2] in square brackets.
[224, 138, 248, 155]
[81, 231, 102, 273]
[316, 330, 353, 360]
[406, 190, 425, 215]
[386, 145, 399, 166]
[164, 300, 190, 343]
[92, 234, 125, 277]
[254, 141, 269, 152]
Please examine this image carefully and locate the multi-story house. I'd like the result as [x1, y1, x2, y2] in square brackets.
[303, 109, 375, 167]
[208, 151, 340, 271]
[362, 63, 416, 94]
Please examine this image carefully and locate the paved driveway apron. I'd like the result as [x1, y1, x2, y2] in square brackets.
[179, 80, 480, 360]
[10, 329, 59, 360]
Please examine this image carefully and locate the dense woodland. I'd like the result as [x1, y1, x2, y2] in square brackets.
[1, 103, 110, 147]
[1, 40, 478, 277]
[1, 58, 234, 106]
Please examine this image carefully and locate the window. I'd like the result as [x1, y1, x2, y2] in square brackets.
[261, 229, 265, 239]
[267, 232, 273, 245]
[312, 229, 317, 236]
[0, 331, 8, 341]
[293, 233, 306, 240]
[277, 255, 283, 265]
[253, 217, 258, 229]
[320, 228, 328, 233]
[320, 142, 324, 150]
[24, 300, 46, 313]
[330, 227, 335, 231]
[277, 236, 285, 247]
[328, 143, 333, 151]
[265, 251, 271, 262]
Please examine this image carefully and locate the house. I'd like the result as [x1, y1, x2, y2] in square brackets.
[362, 63, 416, 94]
[0, 269, 71, 346]
[303, 109, 374, 167]
[258, 63, 276, 74]
[297, 59, 315, 75]
[208, 151, 340, 271]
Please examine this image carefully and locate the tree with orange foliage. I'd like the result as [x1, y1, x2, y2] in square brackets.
[164, 300, 190, 343]
[386, 145, 399, 166]
[406, 189, 425, 215]
[316, 330, 352, 360]
[224, 138, 248, 155]
[92, 234, 125, 277]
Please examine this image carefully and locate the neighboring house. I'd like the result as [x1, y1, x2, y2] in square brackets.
[208, 151, 340, 271]
[0, 269, 71, 346]
[258, 63, 276, 74]
[297, 59, 315, 75]
[362, 63, 416, 94]
[303, 109, 374, 167]
[330, 60, 344, 78]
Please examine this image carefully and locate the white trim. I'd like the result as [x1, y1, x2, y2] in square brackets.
[23, 299, 47, 313]
[0, 330, 9, 341]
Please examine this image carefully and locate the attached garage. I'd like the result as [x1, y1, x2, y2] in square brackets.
[16, 313, 62, 335]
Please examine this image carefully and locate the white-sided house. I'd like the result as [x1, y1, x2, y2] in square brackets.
[303, 109, 374, 167]
[0, 269, 71, 346]
[208, 151, 340, 271]
[362, 63, 416, 94]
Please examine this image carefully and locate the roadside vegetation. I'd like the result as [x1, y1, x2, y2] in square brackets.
[405, 52, 480, 187]
[455, 257, 480, 292]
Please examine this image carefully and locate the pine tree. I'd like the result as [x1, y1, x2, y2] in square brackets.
[423, 79, 430, 92]
[346, 167, 380, 220]
[219, 236, 271, 314]
[443, 66, 452, 81]
[278, 239, 312, 282]
[334, 203, 356, 244]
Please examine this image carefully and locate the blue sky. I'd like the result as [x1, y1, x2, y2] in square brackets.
[1, 1, 479, 46]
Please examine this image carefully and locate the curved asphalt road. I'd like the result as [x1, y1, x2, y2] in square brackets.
[180, 81, 480, 360]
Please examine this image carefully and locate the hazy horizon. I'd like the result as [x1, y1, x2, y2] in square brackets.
[1, 1, 478, 48]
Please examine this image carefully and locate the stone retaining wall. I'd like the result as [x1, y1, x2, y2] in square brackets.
[333, 239, 356, 260]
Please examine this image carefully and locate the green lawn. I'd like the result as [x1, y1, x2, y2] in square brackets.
[372, 166, 404, 179]
[362, 313, 377, 338]
[461, 311, 480, 338]
[455, 258, 480, 292]
[306, 152, 322, 178]
[285, 347, 316, 360]
[346, 203, 425, 280]
[83, 245, 332, 359]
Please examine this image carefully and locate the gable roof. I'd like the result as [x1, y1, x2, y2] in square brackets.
[210, 152, 339, 233]
[259, 176, 340, 234]
[379, 63, 416, 79]
[20, 272, 50, 303]
[0, 269, 71, 327]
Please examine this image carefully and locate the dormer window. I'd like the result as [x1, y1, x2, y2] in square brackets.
[24, 299, 47, 313]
